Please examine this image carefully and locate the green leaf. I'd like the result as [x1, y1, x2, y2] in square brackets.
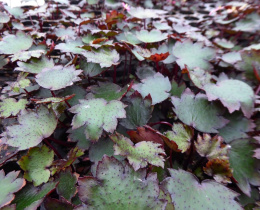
[169, 80, 186, 97]
[172, 39, 216, 70]
[78, 156, 167, 209]
[10, 48, 45, 62]
[10, 72, 31, 93]
[0, 98, 27, 118]
[203, 73, 255, 118]
[164, 123, 193, 153]
[54, 27, 76, 40]
[0, 12, 10, 23]
[18, 145, 54, 186]
[214, 38, 235, 49]
[195, 133, 230, 160]
[69, 98, 126, 141]
[0, 170, 25, 208]
[16, 56, 55, 74]
[57, 170, 78, 201]
[218, 112, 255, 143]
[89, 137, 119, 162]
[110, 132, 165, 170]
[55, 38, 84, 54]
[132, 72, 171, 105]
[12, 182, 57, 210]
[233, 13, 260, 32]
[172, 89, 228, 133]
[221, 52, 242, 64]
[0, 55, 9, 68]
[161, 169, 242, 210]
[0, 31, 33, 54]
[82, 48, 120, 68]
[235, 50, 260, 81]
[35, 65, 82, 91]
[135, 29, 168, 43]
[229, 139, 260, 196]
[80, 61, 104, 77]
[188, 67, 212, 89]
[89, 82, 127, 101]
[68, 127, 91, 150]
[1, 106, 57, 150]
[127, 6, 168, 19]
[120, 91, 152, 129]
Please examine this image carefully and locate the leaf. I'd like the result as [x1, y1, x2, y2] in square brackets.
[120, 91, 152, 129]
[221, 52, 242, 64]
[15, 56, 55, 74]
[161, 169, 242, 210]
[229, 139, 260, 196]
[0, 12, 10, 23]
[0, 98, 27, 118]
[0, 170, 25, 208]
[89, 137, 122, 162]
[165, 123, 193, 153]
[203, 73, 255, 117]
[69, 98, 126, 141]
[128, 6, 168, 19]
[218, 112, 255, 143]
[78, 156, 167, 209]
[1, 106, 57, 150]
[10, 72, 31, 93]
[12, 182, 57, 210]
[203, 159, 233, 184]
[18, 145, 54, 186]
[55, 38, 84, 54]
[110, 132, 165, 170]
[54, 27, 76, 40]
[195, 134, 230, 160]
[132, 72, 171, 105]
[68, 127, 91, 150]
[10, 48, 45, 62]
[80, 61, 103, 77]
[135, 29, 168, 43]
[35, 65, 82, 91]
[57, 85, 86, 106]
[172, 39, 216, 70]
[57, 170, 78, 201]
[169, 80, 186, 97]
[89, 82, 127, 101]
[235, 50, 260, 81]
[127, 126, 164, 145]
[82, 48, 120, 68]
[188, 67, 212, 89]
[171, 89, 228, 133]
[0, 31, 33, 54]
[213, 38, 235, 49]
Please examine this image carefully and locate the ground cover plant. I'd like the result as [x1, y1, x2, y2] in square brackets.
[0, 0, 260, 209]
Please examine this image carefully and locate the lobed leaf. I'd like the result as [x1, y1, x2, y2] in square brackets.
[132, 72, 171, 105]
[69, 98, 126, 141]
[77, 156, 167, 209]
[0, 98, 27, 118]
[171, 89, 228, 133]
[161, 169, 242, 210]
[35, 65, 82, 91]
[1, 106, 57, 150]
[0, 170, 25, 208]
[110, 132, 165, 170]
[18, 145, 54, 186]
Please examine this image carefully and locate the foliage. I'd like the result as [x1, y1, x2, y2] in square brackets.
[0, 0, 259, 209]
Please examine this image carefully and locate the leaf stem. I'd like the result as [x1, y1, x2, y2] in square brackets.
[43, 139, 62, 158]
[148, 121, 173, 127]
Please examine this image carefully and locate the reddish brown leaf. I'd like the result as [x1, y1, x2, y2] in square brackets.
[148, 52, 170, 62]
